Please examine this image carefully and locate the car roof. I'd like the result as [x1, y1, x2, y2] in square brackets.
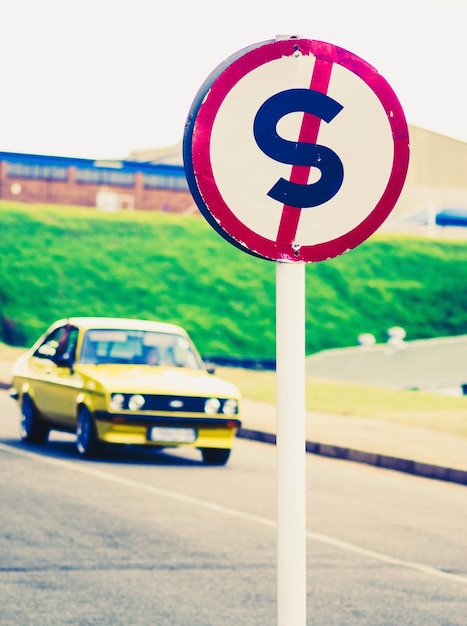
[55, 317, 189, 336]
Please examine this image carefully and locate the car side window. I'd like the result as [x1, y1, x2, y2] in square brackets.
[59, 327, 78, 362]
[34, 325, 78, 362]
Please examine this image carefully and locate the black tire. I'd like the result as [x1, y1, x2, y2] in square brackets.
[201, 448, 231, 466]
[20, 395, 49, 444]
[76, 406, 102, 458]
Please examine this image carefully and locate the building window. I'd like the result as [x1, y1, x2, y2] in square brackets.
[144, 174, 189, 191]
[76, 169, 134, 187]
[7, 163, 68, 181]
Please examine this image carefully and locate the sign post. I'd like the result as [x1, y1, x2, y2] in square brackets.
[276, 260, 306, 624]
[183, 36, 409, 625]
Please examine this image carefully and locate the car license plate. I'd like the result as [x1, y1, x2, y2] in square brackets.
[149, 427, 196, 443]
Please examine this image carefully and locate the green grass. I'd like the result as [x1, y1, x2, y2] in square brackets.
[0, 202, 277, 354]
[1, 201, 467, 360]
[218, 367, 467, 438]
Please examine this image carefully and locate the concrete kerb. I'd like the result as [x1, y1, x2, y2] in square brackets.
[237, 428, 467, 487]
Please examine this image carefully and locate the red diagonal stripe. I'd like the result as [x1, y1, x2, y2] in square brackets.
[276, 57, 334, 249]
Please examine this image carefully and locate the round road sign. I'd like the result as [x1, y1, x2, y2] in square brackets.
[183, 38, 410, 262]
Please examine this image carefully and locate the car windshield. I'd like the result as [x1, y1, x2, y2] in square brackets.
[78, 329, 203, 369]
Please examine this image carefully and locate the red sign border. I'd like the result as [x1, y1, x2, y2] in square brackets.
[183, 39, 410, 262]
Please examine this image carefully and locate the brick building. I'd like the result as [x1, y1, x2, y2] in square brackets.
[0, 151, 194, 213]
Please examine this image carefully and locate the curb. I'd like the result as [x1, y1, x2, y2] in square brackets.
[237, 428, 467, 487]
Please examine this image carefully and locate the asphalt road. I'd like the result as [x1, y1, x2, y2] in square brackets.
[1, 390, 466, 626]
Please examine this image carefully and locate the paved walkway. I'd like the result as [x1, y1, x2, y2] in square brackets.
[2, 358, 466, 485]
[239, 399, 467, 485]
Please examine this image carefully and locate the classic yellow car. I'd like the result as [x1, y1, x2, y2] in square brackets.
[10, 317, 241, 465]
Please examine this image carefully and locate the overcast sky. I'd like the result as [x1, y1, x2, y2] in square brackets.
[1, 0, 465, 160]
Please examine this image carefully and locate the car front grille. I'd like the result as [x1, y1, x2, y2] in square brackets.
[109, 393, 238, 414]
[143, 395, 207, 412]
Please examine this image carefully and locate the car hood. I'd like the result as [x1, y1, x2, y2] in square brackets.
[76, 364, 240, 397]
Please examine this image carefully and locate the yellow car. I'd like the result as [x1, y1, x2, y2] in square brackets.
[10, 317, 241, 465]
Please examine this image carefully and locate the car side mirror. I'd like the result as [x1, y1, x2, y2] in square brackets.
[54, 354, 74, 369]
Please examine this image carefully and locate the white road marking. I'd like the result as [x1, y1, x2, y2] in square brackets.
[2, 442, 466, 587]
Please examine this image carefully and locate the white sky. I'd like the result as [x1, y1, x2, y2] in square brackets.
[1, 0, 465, 160]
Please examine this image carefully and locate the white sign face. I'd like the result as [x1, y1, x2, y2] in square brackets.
[183, 38, 410, 262]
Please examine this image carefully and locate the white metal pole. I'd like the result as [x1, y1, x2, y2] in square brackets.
[276, 261, 307, 626]
[427, 203, 436, 238]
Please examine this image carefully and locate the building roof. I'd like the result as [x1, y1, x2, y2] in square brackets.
[127, 141, 183, 165]
[0, 150, 186, 176]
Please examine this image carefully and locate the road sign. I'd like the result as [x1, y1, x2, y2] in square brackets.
[184, 38, 410, 626]
[183, 38, 410, 262]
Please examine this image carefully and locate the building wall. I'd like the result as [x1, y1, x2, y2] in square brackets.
[390, 125, 467, 219]
[0, 153, 194, 213]
[406, 126, 467, 188]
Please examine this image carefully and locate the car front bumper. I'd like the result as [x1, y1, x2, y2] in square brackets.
[94, 411, 241, 448]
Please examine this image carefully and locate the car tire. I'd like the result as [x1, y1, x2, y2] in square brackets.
[76, 406, 101, 458]
[201, 448, 231, 466]
[20, 395, 49, 444]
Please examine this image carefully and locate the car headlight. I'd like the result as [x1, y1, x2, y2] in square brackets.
[110, 393, 125, 410]
[110, 393, 146, 411]
[128, 394, 145, 411]
[222, 399, 238, 415]
[204, 397, 221, 414]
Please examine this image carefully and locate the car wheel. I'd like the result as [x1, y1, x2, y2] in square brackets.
[20, 395, 49, 444]
[76, 406, 101, 458]
[201, 448, 231, 466]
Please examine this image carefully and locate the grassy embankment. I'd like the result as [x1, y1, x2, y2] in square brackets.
[0, 201, 466, 434]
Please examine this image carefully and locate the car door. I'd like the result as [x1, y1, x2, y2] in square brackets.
[30, 325, 82, 427]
